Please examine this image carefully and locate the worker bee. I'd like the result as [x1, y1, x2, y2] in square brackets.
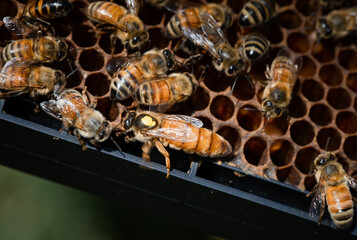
[3, 0, 73, 37]
[1, 36, 68, 63]
[316, 7, 357, 40]
[40, 89, 113, 150]
[238, 0, 278, 28]
[119, 110, 232, 177]
[81, 1, 149, 53]
[261, 49, 301, 121]
[133, 72, 198, 108]
[0, 60, 66, 99]
[109, 48, 175, 101]
[309, 152, 357, 230]
[164, 2, 234, 39]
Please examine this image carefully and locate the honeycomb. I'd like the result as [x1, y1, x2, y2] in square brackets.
[0, 0, 356, 194]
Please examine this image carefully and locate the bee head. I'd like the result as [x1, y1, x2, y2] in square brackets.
[56, 0, 74, 17]
[316, 18, 333, 39]
[96, 121, 112, 142]
[130, 31, 149, 49]
[122, 111, 137, 130]
[262, 99, 282, 119]
[314, 152, 336, 167]
[163, 49, 175, 71]
[56, 39, 68, 61]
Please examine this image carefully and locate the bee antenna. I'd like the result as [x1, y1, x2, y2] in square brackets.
[110, 135, 125, 158]
[244, 107, 261, 112]
[66, 66, 79, 79]
[175, 58, 188, 69]
[230, 76, 238, 95]
[262, 116, 270, 129]
[324, 136, 331, 152]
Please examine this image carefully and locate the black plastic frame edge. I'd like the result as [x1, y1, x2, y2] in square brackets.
[0, 99, 356, 239]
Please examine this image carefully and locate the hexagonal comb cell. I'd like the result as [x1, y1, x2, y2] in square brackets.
[3, 0, 355, 195]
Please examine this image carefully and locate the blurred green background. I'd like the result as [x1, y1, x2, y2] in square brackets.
[0, 165, 224, 240]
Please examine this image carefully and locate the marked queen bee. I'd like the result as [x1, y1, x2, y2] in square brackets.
[261, 48, 301, 121]
[309, 151, 357, 230]
[81, 1, 149, 53]
[108, 48, 175, 101]
[1, 36, 68, 63]
[119, 110, 232, 177]
[0, 60, 66, 100]
[40, 89, 113, 150]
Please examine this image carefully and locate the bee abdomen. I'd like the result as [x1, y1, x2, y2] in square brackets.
[30, 0, 73, 20]
[2, 39, 36, 62]
[166, 15, 182, 38]
[135, 80, 171, 105]
[327, 184, 354, 230]
[243, 34, 270, 63]
[238, 0, 276, 27]
[111, 74, 135, 100]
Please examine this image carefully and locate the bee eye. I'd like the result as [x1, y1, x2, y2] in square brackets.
[274, 107, 282, 116]
[317, 158, 327, 166]
[132, 36, 138, 45]
[167, 60, 173, 68]
[265, 100, 273, 108]
[228, 64, 237, 74]
[328, 154, 335, 160]
[319, 19, 332, 37]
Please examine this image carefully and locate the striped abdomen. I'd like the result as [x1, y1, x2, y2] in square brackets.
[166, 7, 201, 38]
[238, 0, 276, 27]
[85, 1, 128, 28]
[2, 39, 35, 62]
[24, 0, 73, 20]
[0, 64, 31, 90]
[326, 183, 354, 230]
[134, 73, 197, 106]
[110, 64, 145, 100]
[161, 120, 232, 157]
[243, 34, 270, 63]
[270, 56, 297, 89]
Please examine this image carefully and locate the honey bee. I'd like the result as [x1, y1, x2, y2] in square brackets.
[81, 1, 149, 53]
[133, 72, 198, 108]
[238, 0, 278, 28]
[261, 49, 301, 121]
[0, 60, 66, 99]
[1, 36, 68, 63]
[164, 2, 234, 38]
[316, 7, 357, 40]
[40, 89, 113, 149]
[309, 152, 357, 230]
[119, 110, 232, 177]
[109, 48, 175, 101]
[3, 0, 73, 37]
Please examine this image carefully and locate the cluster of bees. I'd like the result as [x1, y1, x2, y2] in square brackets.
[0, 0, 356, 232]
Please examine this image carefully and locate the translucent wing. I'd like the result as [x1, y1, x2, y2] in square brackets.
[181, 11, 227, 60]
[309, 177, 326, 220]
[145, 124, 198, 142]
[106, 56, 140, 75]
[3, 16, 39, 37]
[126, 0, 140, 15]
[345, 175, 357, 191]
[40, 100, 64, 121]
[0, 60, 44, 88]
[163, 114, 203, 128]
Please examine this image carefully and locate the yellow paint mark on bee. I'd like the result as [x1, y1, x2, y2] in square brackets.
[142, 116, 156, 127]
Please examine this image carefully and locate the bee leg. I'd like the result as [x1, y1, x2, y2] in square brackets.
[110, 33, 117, 56]
[74, 129, 87, 151]
[153, 139, 171, 178]
[142, 141, 154, 162]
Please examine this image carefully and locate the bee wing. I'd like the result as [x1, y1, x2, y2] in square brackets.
[345, 174, 357, 191]
[181, 11, 226, 60]
[144, 124, 198, 143]
[3, 16, 39, 38]
[126, 0, 140, 15]
[163, 114, 203, 128]
[106, 56, 139, 75]
[159, 0, 204, 12]
[40, 100, 64, 121]
[309, 178, 326, 220]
